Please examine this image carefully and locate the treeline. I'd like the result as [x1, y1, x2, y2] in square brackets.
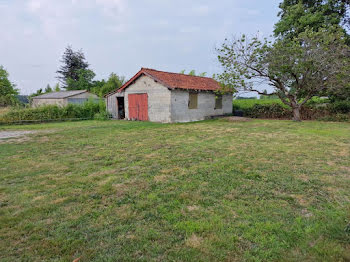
[0, 46, 125, 107]
[0, 66, 19, 107]
[54, 46, 125, 98]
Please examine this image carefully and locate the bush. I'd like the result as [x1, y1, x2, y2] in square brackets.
[329, 101, 350, 114]
[233, 98, 285, 111]
[233, 98, 350, 121]
[0, 99, 107, 124]
[243, 103, 291, 119]
[94, 112, 111, 120]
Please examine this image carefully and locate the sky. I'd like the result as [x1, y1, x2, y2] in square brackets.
[0, 0, 281, 95]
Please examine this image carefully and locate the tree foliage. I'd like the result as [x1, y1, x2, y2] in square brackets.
[54, 83, 60, 92]
[30, 89, 43, 98]
[65, 69, 96, 91]
[45, 84, 53, 93]
[56, 46, 90, 88]
[180, 69, 207, 77]
[92, 73, 125, 97]
[0, 66, 19, 106]
[30, 83, 60, 98]
[217, 28, 350, 121]
[274, 0, 350, 40]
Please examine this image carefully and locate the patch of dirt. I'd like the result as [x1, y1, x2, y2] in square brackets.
[187, 205, 200, 212]
[0, 129, 56, 144]
[0, 130, 37, 143]
[113, 183, 128, 197]
[154, 175, 168, 183]
[226, 116, 252, 122]
[301, 208, 313, 218]
[115, 204, 134, 220]
[185, 234, 202, 248]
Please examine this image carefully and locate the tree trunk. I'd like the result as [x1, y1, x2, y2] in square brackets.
[292, 107, 301, 121]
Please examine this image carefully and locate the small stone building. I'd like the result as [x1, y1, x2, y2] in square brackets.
[106, 68, 233, 123]
[32, 90, 99, 107]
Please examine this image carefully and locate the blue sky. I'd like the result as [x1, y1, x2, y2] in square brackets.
[0, 0, 281, 95]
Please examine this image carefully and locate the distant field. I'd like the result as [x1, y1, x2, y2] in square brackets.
[233, 98, 285, 109]
[0, 120, 349, 261]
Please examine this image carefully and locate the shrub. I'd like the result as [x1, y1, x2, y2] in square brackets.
[243, 104, 291, 119]
[329, 101, 350, 114]
[94, 112, 111, 120]
[233, 98, 350, 121]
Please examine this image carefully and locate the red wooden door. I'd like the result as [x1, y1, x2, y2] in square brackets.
[128, 94, 137, 120]
[128, 94, 148, 121]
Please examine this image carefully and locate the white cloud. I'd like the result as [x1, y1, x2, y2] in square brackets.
[27, 0, 42, 12]
[95, 0, 126, 16]
[105, 24, 126, 33]
[247, 9, 261, 16]
[179, 26, 200, 33]
[193, 5, 210, 16]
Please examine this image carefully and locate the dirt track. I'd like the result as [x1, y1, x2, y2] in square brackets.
[0, 131, 36, 140]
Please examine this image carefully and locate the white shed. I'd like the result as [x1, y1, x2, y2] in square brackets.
[32, 90, 99, 107]
[105, 68, 233, 123]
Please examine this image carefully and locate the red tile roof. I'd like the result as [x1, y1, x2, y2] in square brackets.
[111, 68, 222, 95]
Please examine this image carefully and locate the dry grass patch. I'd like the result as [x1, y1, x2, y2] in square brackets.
[187, 205, 200, 212]
[185, 234, 203, 248]
[154, 175, 168, 183]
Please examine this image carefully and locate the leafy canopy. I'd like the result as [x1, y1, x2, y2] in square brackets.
[274, 0, 350, 40]
[180, 70, 207, 77]
[0, 66, 19, 106]
[56, 46, 90, 89]
[217, 28, 350, 120]
[66, 69, 96, 91]
[92, 73, 125, 97]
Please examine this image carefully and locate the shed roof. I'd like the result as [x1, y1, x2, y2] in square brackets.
[32, 90, 88, 99]
[107, 68, 223, 96]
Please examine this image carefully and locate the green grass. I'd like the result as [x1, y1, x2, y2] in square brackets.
[233, 99, 285, 110]
[1, 119, 349, 261]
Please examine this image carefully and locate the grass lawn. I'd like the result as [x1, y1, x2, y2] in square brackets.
[0, 119, 349, 261]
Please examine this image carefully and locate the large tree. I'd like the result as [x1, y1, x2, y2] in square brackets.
[93, 73, 125, 97]
[65, 69, 96, 91]
[0, 66, 19, 106]
[56, 46, 90, 89]
[217, 28, 350, 121]
[274, 0, 350, 39]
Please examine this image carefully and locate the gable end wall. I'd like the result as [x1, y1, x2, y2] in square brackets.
[124, 75, 171, 122]
[170, 90, 232, 122]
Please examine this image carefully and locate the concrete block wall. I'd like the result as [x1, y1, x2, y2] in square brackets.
[170, 90, 232, 122]
[106, 92, 124, 118]
[32, 98, 67, 107]
[124, 75, 172, 122]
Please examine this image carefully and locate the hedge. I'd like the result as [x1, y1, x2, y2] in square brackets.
[233, 99, 350, 121]
[0, 99, 109, 124]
